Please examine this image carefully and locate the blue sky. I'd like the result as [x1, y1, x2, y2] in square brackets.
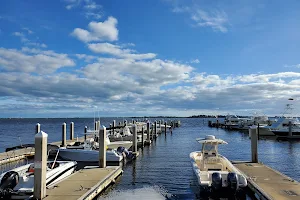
[1, 0, 300, 117]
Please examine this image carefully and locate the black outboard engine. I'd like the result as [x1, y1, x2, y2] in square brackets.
[0, 171, 19, 199]
[211, 172, 222, 191]
[227, 172, 239, 192]
[117, 146, 135, 160]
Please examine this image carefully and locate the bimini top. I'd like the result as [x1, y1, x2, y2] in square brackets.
[196, 135, 228, 144]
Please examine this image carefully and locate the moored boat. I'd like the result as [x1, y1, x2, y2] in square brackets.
[190, 135, 247, 194]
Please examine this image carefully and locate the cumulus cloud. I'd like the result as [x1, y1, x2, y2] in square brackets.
[0, 47, 75, 74]
[71, 17, 118, 42]
[88, 43, 156, 60]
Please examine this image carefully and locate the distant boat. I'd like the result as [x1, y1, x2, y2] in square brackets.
[190, 135, 247, 194]
[0, 161, 77, 199]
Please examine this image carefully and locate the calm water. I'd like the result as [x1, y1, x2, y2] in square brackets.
[0, 118, 299, 199]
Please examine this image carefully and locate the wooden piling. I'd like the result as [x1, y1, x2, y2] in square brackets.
[146, 122, 150, 143]
[113, 120, 116, 135]
[249, 125, 258, 163]
[35, 123, 41, 134]
[99, 126, 106, 168]
[34, 131, 47, 199]
[154, 121, 157, 138]
[94, 121, 98, 131]
[70, 122, 74, 140]
[97, 120, 101, 131]
[84, 126, 87, 141]
[62, 123, 66, 147]
[132, 124, 137, 153]
[288, 120, 292, 137]
[164, 122, 167, 135]
[141, 126, 144, 147]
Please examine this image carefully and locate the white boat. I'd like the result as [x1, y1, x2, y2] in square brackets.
[190, 135, 247, 193]
[59, 138, 123, 162]
[0, 161, 77, 199]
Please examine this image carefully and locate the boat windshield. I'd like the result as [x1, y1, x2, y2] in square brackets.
[202, 143, 217, 155]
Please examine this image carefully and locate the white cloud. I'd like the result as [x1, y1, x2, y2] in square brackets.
[27, 42, 47, 48]
[88, 43, 156, 60]
[191, 9, 229, 32]
[64, 0, 103, 19]
[190, 59, 200, 63]
[22, 27, 33, 34]
[0, 47, 75, 74]
[75, 53, 96, 62]
[170, 3, 229, 32]
[284, 64, 300, 68]
[84, 1, 101, 10]
[71, 17, 118, 42]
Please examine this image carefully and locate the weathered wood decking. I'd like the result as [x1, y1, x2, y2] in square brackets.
[234, 162, 299, 200]
[45, 166, 122, 200]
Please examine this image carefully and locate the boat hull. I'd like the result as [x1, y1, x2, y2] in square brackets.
[59, 148, 123, 162]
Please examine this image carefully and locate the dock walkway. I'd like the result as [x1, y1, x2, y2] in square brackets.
[45, 166, 122, 200]
[234, 162, 299, 200]
[0, 147, 34, 165]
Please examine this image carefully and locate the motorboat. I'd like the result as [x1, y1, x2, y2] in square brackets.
[59, 138, 124, 162]
[190, 135, 247, 193]
[0, 161, 77, 199]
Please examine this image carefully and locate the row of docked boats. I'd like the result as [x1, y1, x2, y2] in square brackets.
[221, 103, 300, 139]
[0, 121, 158, 199]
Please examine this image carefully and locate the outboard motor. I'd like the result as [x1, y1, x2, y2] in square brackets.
[117, 146, 135, 160]
[227, 172, 239, 192]
[0, 171, 19, 199]
[211, 172, 222, 191]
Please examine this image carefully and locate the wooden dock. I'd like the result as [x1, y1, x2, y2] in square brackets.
[0, 147, 34, 165]
[45, 166, 122, 200]
[233, 162, 300, 200]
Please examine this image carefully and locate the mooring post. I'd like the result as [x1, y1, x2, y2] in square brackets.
[70, 122, 74, 140]
[97, 120, 101, 131]
[257, 123, 260, 140]
[95, 121, 98, 131]
[34, 131, 47, 199]
[147, 122, 150, 143]
[141, 126, 144, 147]
[151, 124, 154, 140]
[62, 122, 66, 147]
[35, 123, 41, 134]
[84, 126, 87, 141]
[99, 126, 106, 168]
[113, 120, 116, 135]
[249, 125, 258, 163]
[154, 121, 157, 138]
[164, 122, 167, 135]
[289, 120, 292, 137]
[133, 124, 137, 153]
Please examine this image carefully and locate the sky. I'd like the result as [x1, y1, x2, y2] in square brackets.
[1, 0, 300, 118]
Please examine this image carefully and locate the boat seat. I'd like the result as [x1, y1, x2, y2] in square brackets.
[204, 163, 224, 171]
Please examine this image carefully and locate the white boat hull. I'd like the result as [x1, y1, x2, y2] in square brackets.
[190, 151, 247, 190]
[0, 161, 77, 199]
[59, 148, 123, 162]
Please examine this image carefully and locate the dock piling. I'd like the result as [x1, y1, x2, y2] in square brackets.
[62, 122, 66, 147]
[34, 131, 47, 199]
[146, 122, 150, 143]
[141, 126, 144, 147]
[84, 126, 87, 141]
[97, 120, 101, 131]
[35, 123, 41, 134]
[164, 122, 167, 135]
[113, 120, 116, 135]
[132, 124, 137, 153]
[94, 121, 98, 131]
[289, 120, 292, 136]
[154, 121, 157, 138]
[99, 126, 106, 168]
[70, 122, 74, 140]
[249, 125, 258, 163]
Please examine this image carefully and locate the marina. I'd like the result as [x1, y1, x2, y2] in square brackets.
[0, 117, 299, 199]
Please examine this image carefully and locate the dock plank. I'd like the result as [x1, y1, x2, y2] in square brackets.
[234, 163, 300, 200]
[0, 148, 35, 165]
[45, 166, 122, 200]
